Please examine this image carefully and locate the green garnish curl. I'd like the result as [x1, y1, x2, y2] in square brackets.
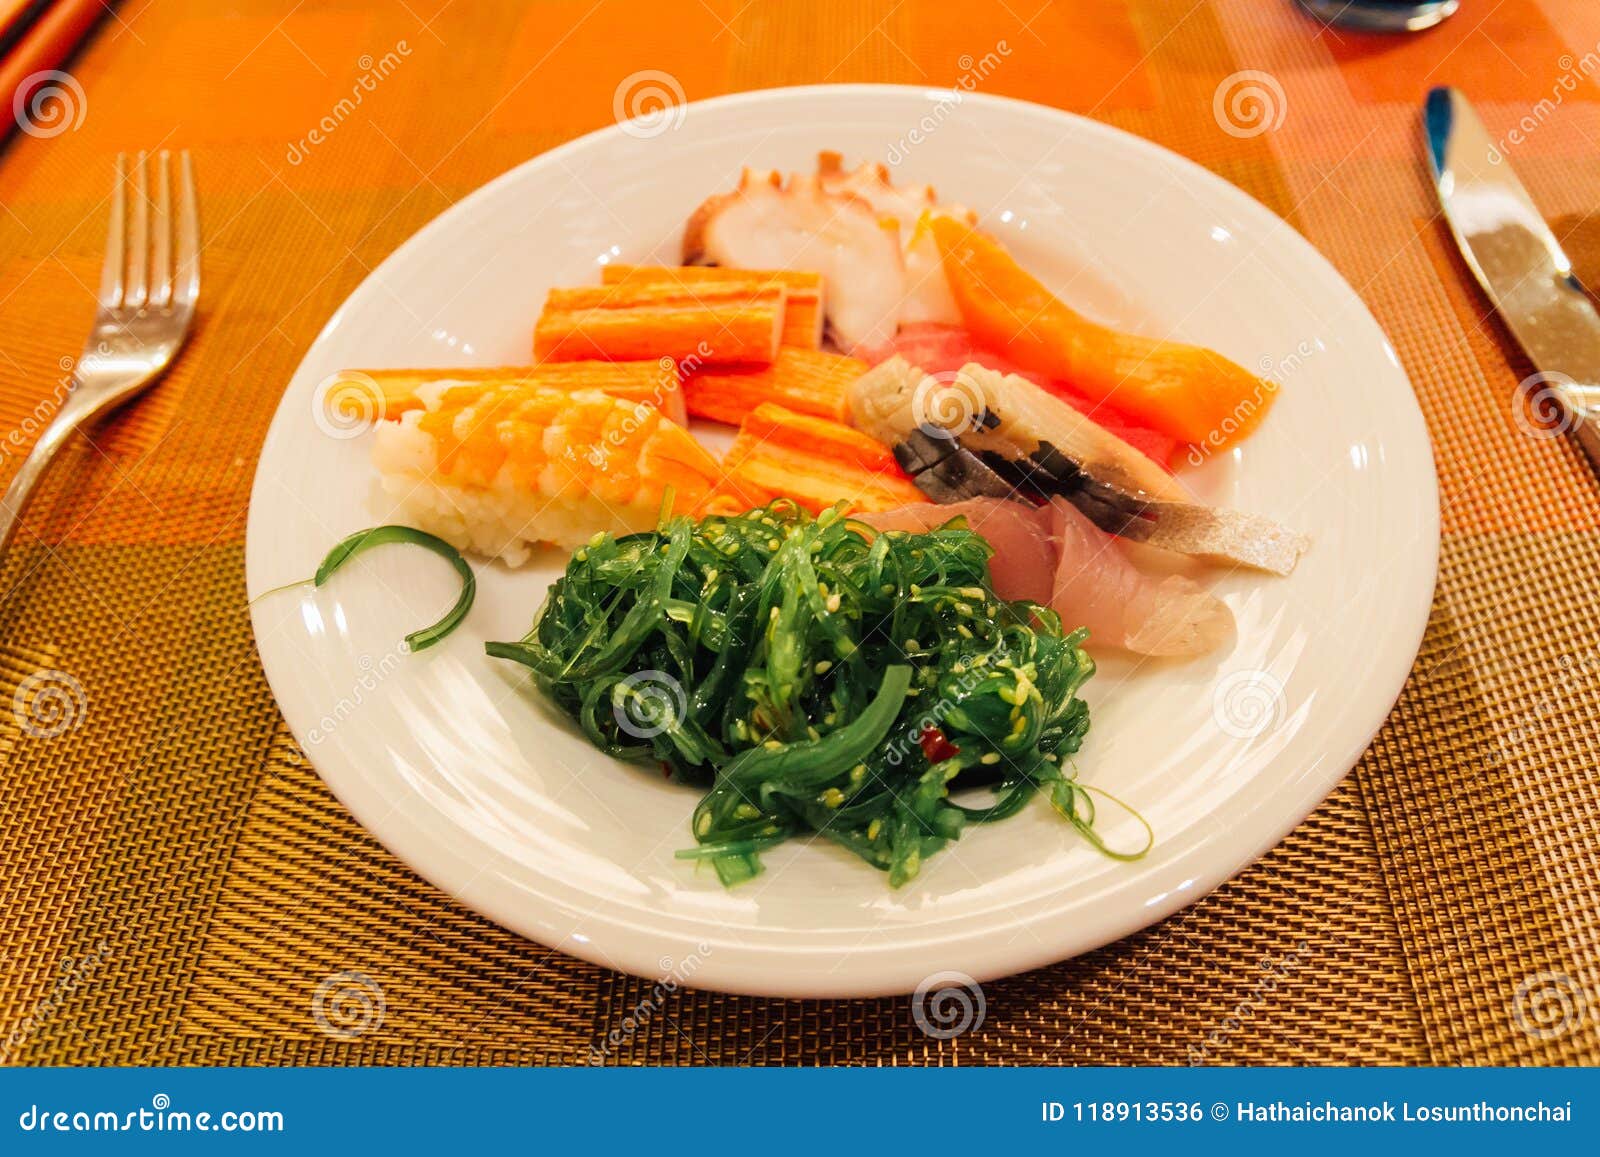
[315, 525, 476, 652]
[489, 500, 1121, 887]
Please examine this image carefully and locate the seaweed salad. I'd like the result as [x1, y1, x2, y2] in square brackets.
[488, 500, 1134, 887]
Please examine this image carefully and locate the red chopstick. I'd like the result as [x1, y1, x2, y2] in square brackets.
[1, 0, 112, 143]
[0, 1, 55, 52]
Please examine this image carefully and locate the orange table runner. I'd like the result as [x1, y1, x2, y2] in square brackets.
[2, 0, 1598, 1065]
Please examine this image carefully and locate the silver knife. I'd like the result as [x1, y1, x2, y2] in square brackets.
[1425, 85, 1600, 471]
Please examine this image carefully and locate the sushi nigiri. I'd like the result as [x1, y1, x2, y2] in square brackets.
[371, 381, 726, 565]
[849, 357, 1308, 576]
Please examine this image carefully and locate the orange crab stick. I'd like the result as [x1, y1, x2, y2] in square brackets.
[927, 214, 1276, 449]
[718, 403, 922, 514]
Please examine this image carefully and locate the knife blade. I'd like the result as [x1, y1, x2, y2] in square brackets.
[1424, 85, 1600, 472]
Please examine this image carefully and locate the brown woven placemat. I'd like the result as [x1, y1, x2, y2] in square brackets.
[3, 0, 1599, 1066]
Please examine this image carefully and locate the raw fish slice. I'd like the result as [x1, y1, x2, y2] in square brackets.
[860, 497, 1233, 657]
[850, 356, 1184, 501]
[855, 322, 1177, 468]
[849, 358, 1309, 576]
[1047, 499, 1233, 657]
[859, 498, 1054, 604]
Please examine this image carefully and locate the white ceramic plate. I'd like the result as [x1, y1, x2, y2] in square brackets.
[246, 85, 1437, 998]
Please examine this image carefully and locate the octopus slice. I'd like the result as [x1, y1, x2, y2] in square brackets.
[682, 155, 977, 351]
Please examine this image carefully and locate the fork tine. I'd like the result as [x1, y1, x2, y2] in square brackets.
[148, 151, 172, 309]
[125, 151, 149, 310]
[173, 151, 199, 310]
[97, 153, 125, 309]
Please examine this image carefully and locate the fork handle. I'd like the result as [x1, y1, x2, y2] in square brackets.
[0, 378, 92, 560]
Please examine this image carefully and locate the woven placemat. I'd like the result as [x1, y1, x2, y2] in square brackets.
[3, 0, 1599, 1066]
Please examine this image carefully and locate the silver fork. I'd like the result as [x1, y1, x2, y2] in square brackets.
[0, 150, 199, 558]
